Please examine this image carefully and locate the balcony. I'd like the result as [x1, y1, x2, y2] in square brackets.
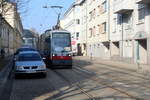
[114, 0, 134, 14]
[136, 0, 150, 4]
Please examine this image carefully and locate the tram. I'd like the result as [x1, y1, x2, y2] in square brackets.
[41, 29, 72, 68]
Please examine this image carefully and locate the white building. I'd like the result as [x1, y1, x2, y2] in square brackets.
[61, 2, 82, 55]
[62, 0, 150, 65]
[86, 0, 110, 59]
[110, 0, 150, 65]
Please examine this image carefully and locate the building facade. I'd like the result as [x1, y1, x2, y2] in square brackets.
[86, 0, 110, 59]
[61, 2, 82, 55]
[110, 0, 150, 65]
[61, 0, 150, 65]
[0, 1, 23, 56]
[0, 14, 16, 56]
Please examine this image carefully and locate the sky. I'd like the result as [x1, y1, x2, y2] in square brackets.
[21, 0, 74, 34]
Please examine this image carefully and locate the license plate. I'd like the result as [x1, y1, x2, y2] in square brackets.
[26, 70, 36, 73]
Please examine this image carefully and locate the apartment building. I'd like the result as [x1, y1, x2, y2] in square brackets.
[86, 0, 110, 59]
[110, 0, 150, 65]
[135, 0, 150, 64]
[61, 2, 82, 55]
[2, 2, 23, 51]
[0, 14, 16, 55]
[62, 0, 150, 65]
[0, 1, 23, 55]
[110, 0, 135, 63]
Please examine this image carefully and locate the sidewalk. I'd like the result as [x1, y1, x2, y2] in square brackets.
[0, 56, 13, 99]
[0, 56, 12, 71]
[74, 56, 150, 76]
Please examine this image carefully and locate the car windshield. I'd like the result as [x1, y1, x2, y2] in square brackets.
[16, 48, 36, 55]
[18, 53, 41, 61]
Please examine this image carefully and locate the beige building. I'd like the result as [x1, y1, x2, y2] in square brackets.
[62, 0, 150, 65]
[2, 2, 23, 51]
[86, 0, 110, 59]
[0, 1, 23, 56]
[0, 14, 16, 55]
[61, 2, 83, 55]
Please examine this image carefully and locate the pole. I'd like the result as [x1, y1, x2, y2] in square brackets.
[121, 14, 124, 59]
[85, 0, 88, 56]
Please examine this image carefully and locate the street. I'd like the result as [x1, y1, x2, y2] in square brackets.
[0, 57, 150, 100]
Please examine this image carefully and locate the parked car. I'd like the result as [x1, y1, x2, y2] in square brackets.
[14, 51, 47, 78]
[13, 47, 36, 62]
[14, 47, 36, 56]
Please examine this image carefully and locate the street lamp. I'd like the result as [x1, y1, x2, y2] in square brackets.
[43, 5, 63, 29]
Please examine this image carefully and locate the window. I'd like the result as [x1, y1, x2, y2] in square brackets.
[93, 9, 96, 19]
[117, 14, 122, 25]
[113, 18, 117, 32]
[97, 5, 101, 16]
[97, 24, 101, 35]
[89, 11, 92, 21]
[124, 13, 132, 30]
[102, 22, 106, 33]
[89, 28, 93, 37]
[102, 1, 107, 13]
[76, 19, 80, 24]
[93, 26, 96, 36]
[138, 4, 145, 23]
[76, 32, 79, 39]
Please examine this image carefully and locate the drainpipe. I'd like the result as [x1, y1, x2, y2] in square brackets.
[85, 0, 88, 56]
[121, 14, 124, 59]
[108, 0, 111, 58]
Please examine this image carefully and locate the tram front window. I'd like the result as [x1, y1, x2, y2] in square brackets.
[52, 33, 71, 52]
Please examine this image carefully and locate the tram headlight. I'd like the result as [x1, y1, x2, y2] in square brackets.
[67, 54, 72, 56]
[52, 54, 57, 56]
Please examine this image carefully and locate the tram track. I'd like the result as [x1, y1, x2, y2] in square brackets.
[74, 63, 150, 91]
[74, 60, 150, 81]
[73, 66, 143, 100]
[53, 70, 96, 100]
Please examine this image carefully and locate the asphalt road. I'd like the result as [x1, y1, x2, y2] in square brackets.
[2, 57, 150, 100]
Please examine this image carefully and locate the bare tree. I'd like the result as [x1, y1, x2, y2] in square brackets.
[0, 0, 30, 17]
[9, 0, 30, 14]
